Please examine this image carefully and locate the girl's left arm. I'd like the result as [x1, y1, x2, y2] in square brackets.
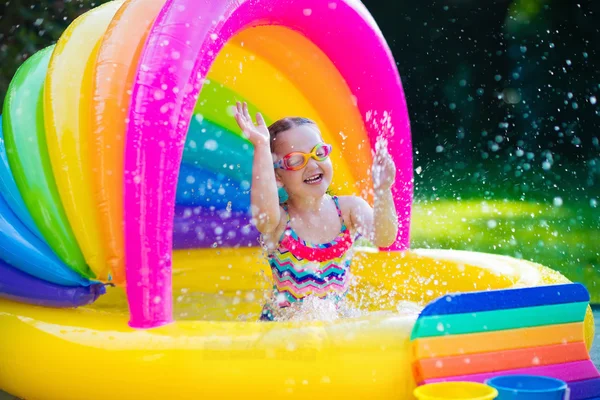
[347, 138, 398, 247]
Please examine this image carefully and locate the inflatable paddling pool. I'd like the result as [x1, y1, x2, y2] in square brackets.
[0, 248, 595, 399]
[0, 0, 596, 399]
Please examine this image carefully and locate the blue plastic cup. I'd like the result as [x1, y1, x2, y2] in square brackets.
[485, 375, 569, 399]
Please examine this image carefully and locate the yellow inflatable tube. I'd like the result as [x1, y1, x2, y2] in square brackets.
[44, 0, 124, 281]
[0, 248, 593, 400]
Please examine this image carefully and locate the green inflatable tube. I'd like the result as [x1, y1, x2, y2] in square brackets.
[186, 83, 273, 182]
[194, 81, 272, 134]
[2, 46, 91, 278]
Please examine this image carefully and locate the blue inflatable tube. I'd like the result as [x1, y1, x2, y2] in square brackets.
[182, 117, 253, 183]
[176, 163, 250, 212]
[0, 192, 92, 287]
[0, 115, 45, 241]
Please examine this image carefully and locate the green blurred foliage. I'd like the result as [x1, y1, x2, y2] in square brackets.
[0, 0, 110, 103]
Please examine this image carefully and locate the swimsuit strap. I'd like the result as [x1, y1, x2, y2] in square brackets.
[331, 195, 346, 228]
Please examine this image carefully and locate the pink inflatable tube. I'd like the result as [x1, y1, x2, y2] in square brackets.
[124, 0, 412, 328]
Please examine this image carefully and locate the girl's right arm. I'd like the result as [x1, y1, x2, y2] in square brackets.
[234, 102, 282, 234]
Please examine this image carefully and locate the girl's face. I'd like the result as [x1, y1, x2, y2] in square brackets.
[272, 124, 333, 200]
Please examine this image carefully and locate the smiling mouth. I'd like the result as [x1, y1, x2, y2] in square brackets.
[304, 174, 323, 184]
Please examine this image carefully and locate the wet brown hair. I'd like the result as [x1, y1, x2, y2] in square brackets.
[268, 117, 316, 152]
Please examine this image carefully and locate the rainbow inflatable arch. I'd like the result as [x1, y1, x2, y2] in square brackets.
[0, 0, 595, 399]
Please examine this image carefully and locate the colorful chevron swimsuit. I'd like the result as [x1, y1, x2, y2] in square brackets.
[260, 196, 355, 321]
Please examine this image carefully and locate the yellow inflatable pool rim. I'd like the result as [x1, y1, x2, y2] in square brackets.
[0, 248, 594, 399]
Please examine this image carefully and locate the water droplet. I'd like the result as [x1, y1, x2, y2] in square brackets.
[204, 139, 218, 151]
[553, 197, 563, 207]
[303, 8, 312, 16]
[153, 89, 165, 100]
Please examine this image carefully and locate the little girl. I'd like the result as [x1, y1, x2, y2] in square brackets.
[234, 102, 398, 321]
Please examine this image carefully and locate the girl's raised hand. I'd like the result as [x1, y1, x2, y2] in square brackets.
[234, 101, 269, 146]
[372, 137, 396, 191]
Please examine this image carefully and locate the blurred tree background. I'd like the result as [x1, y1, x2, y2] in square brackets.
[1, 0, 598, 297]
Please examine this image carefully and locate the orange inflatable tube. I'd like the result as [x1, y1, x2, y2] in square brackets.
[90, 0, 166, 284]
[412, 322, 585, 360]
[414, 341, 589, 381]
[237, 26, 374, 199]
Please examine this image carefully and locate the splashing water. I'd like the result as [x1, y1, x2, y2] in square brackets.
[91, 251, 425, 322]
[94, 223, 425, 322]
[258, 295, 422, 323]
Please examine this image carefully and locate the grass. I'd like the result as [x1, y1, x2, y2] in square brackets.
[410, 156, 599, 302]
[410, 198, 600, 301]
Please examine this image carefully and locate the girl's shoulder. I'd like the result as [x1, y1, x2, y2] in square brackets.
[336, 195, 371, 225]
[336, 195, 371, 212]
